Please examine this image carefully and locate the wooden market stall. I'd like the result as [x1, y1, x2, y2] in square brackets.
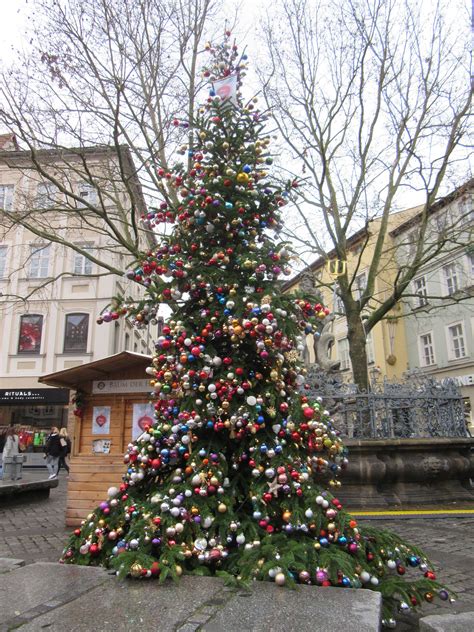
[40, 351, 152, 526]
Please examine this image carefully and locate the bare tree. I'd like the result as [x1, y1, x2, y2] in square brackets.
[261, 0, 473, 390]
[0, 0, 223, 301]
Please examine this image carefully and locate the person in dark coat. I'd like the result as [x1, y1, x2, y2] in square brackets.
[44, 426, 62, 479]
[57, 427, 71, 475]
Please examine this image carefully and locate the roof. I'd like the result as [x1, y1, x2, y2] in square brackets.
[0, 143, 131, 162]
[281, 225, 369, 292]
[390, 178, 474, 237]
[281, 178, 473, 291]
[39, 351, 152, 388]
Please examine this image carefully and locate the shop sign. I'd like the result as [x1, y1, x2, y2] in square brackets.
[451, 374, 474, 387]
[0, 388, 69, 405]
[92, 379, 150, 394]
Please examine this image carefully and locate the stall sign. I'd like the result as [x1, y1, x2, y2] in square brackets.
[92, 379, 150, 394]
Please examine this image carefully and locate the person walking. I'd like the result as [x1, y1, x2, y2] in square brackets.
[44, 426, 62, 479]
[1, 427, 19, 480]
[57, 427, 71, 475]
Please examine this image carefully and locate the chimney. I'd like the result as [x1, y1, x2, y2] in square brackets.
[0, 134, 19, 151]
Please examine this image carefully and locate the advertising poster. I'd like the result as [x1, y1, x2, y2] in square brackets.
[92, 439, 111, 454]
[92, 405, 111, 435]
[132, 403, 155, 440]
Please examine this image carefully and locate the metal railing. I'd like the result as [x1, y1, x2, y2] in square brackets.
[306, 369, 469, 439]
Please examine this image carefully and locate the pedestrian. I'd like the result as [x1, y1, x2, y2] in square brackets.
[44, 426, 62, 479]
[1, 427, 19, 480]
[58, 427, 71, 475]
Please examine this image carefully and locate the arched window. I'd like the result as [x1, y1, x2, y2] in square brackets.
[18, 314, 43, 354]
[64, 313, 89, 353]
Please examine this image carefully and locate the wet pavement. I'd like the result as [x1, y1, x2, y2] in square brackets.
[0, 470, 473, 630]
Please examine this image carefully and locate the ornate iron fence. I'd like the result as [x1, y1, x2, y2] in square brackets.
[306, 369, 469, 439]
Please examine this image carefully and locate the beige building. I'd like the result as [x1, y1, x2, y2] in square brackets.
[283, 207, 419, 384]
[0, 136, 154, 458]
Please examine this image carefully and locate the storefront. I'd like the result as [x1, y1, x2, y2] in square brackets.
[0, 387, 70, 466]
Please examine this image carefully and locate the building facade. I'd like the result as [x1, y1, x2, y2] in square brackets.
[393, 181, 474, 421]
[0, 139, 154, 456]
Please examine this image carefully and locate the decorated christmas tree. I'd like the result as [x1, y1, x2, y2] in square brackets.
[62, 34, 451, 626]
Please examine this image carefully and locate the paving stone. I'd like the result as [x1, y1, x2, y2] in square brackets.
[202, 583, 382, 632]
[0, 562, 110, 624]
[0, 557, 24, 573]
[419, 611, 474, 631]
[16, 576, 224, 632]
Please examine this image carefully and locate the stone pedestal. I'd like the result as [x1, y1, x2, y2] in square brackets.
[0, 562, 382, 632]
[338, 438, 474, 508]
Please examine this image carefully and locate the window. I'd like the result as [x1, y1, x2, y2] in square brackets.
[335, 290, 345, 315]
[73, 245, 93, 275]
[0, 246, 7, 278]
[64, 313, 89, 353]
[0, 184, 14, 211]
[29, 244, 50, 278]
[157, 317, 164, 337]
[442, 263, 459, 295]
[354, 272, 367, 301]
[413, 276, 428, 308]
[457, 195, 474, 225]
[36, 183, 58, 209]
[113, 322, 120, 354]
[405, 230, 418, 258]
[337, 338, 351, 371]
[419, 332, 435, 366]
[435, 212, 448, 234]
[447, 323, 467, 360]
[18, 315, 43, 354]
[124, 332, 130, 350]
[467, 252, 474, 283]
[366, 331, 375, 364]
[78, 181, 98, 207]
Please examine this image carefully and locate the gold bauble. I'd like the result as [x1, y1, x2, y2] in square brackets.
[130, 563, 143, 578]
[218, 503, 227, 513]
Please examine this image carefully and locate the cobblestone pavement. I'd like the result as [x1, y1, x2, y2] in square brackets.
[0, 473, 473, 629]
[0, 470, 69, 563]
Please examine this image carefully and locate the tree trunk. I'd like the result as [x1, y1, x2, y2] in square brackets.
[346, 313, 369, 392]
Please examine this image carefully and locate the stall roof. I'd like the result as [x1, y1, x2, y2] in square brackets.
[39, 351, 152, 388]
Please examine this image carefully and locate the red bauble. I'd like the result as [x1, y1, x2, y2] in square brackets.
[89, 543, 100, 556]
[302, 407, 314, 419]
